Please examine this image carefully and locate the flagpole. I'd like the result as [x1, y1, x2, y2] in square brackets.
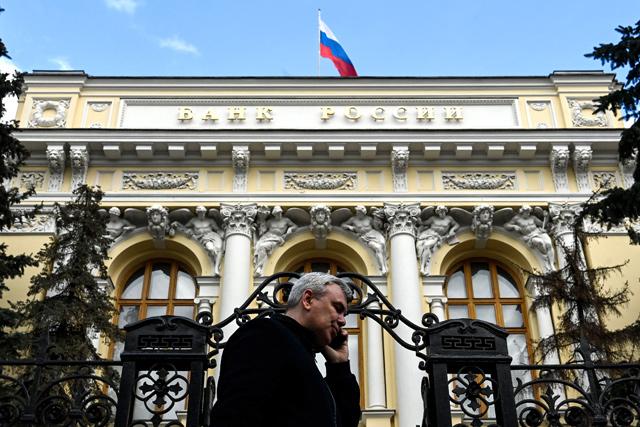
[317, 9, 321, 77]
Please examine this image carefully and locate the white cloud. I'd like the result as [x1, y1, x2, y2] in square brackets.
[0, 57, 20, 122]
[105, 0, 139, 14]
[50, 57, 72, 70]
[159, 36, 200, 56]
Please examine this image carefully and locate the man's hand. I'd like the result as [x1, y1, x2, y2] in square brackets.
[321, 330, 349, 363]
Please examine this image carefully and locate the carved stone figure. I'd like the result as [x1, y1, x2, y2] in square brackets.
[310, 205, 332, 241]
[70, 147, 89, 190]
[341, 205, 388, 275]
[253, 206, 297, 275]
[504, 205, 555, 271]
[550, 146, 570, 192]
[146, 205, 170, 240]
[391, 147, 409, 192]
[232, 147, 250, 192]
[471, 205, 494, 242]
[106, 207, 136, 240]
[46, 146, 65, 192]
[181, 206, 224, 276]
[416, 206, 460, 275]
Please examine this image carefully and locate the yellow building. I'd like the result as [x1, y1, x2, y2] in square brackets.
[4, 70, 639, 427]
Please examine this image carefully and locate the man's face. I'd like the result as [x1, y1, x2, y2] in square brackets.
[303, 284, 348, 347]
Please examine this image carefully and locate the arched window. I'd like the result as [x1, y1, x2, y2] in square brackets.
[446, 259, 532, 365]
[292, 259, 364, 407]
[112, 260, 197, 359]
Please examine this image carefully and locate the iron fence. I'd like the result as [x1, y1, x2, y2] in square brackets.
[0, 272, 637, 426]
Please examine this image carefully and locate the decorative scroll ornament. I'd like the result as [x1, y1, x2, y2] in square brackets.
[89, 102, 110, 112]
[19, 172, 45, 190]
[383, 202, 420, 238]
[529, 102, 548, 111]
[568, 99, 607, 127]
[309, 204, 332, 242]
[70, 147, 89, 190]
[442, 172, 516, 190]
[284, 172, 357, 190]
[572, 146, 592, 193]
[29, 99, 69, 128]
[391, 147, 409, 192]
[46, 146, 65, 192]
[232, 146, 250, 192]
[471, 205, 494, 246]
[2, 214, 55, 233]
[220, 203, 257, 239]
[591, 171, 617, 190]
[550, 146, 570, 192]
[122, 172, 198, 190]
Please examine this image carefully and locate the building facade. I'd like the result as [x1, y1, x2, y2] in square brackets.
[4, 71, 640, 426]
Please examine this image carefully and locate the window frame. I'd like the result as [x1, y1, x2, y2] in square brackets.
[445, 258, 534, 363]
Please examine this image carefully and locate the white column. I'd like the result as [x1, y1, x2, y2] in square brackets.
[365, 300, 386, 409]
[423, 275, 447, 322]
[218, 204, 257, 332]
[383, 203, 423, 427]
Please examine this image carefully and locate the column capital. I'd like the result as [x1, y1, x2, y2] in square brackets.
[549, 202, 582, 236]
[221, 203, 257, 239]
[383, 202, 420, 238]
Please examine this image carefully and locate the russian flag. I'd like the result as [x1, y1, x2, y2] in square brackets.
[319, 18, 357, 77]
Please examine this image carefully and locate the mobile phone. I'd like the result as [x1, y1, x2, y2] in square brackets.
[329, 330, 347, 349]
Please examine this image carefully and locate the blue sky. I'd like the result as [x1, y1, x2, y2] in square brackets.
[0, 0, 634, 78]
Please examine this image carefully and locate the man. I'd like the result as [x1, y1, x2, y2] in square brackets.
[211, 272, 361, 427]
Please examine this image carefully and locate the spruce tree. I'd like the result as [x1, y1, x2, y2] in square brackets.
[528, 216, 640, 364]
[582, 20, 640, 242]
[14, 185, 120, 360]
[0, 6, 38, 359]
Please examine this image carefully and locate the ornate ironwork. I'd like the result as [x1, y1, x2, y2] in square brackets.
[2, 271, 639, 426]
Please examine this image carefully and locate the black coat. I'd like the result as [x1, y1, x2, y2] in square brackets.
[210, 314, 361, 427]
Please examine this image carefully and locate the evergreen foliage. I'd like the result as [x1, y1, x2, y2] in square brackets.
[582, 20, 640, 243]
[14, 185, 120, 360]
[0, 7, 38, 359]
[528, 215, 640, 364]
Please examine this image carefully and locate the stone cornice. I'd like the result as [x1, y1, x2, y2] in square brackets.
[16, 128, 622, 164]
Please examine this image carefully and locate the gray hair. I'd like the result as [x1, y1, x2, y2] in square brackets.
[287, 272, 352, 308]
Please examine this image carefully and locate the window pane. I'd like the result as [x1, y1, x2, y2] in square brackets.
[507, 334, 530, 365]
[121, 268, 144, 299]
[173, 305, 194, 319]
[148, 263, 171, 299]
[146, 305, 167, 318]
[476, 305, 497, 324]
[448, 304, 468, 319]
[118, 305, 139, 327]
[497, 267, 519, 298]
[175, 270, 196, 299]
[503, 304, 524, 327]
[447, 268, 466, 298]
[471, 263, 492, 298]
[345, 312, 358, 329]
[348, 335, 359, 380]
[311, 262, 330, 273]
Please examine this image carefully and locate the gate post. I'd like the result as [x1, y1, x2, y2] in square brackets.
[425, 318, 517, 427]
[114, 315, 210, 427]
